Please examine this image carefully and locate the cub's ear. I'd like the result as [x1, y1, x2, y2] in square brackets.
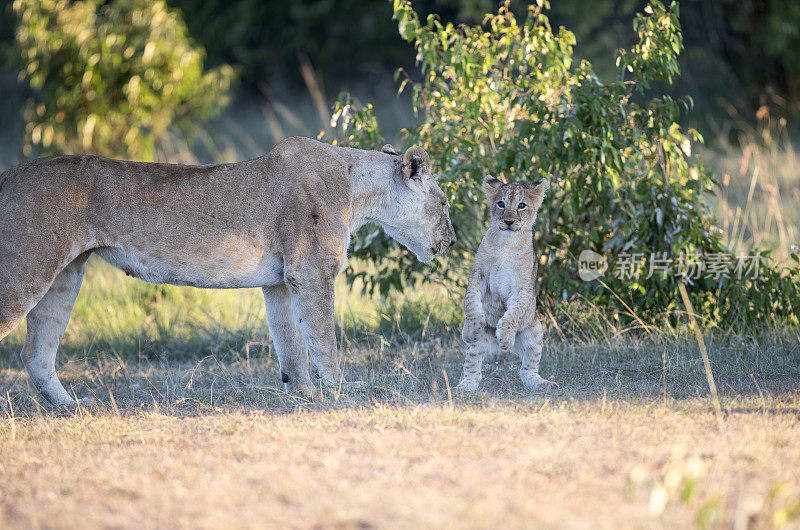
[524, 178, 550, 208]
[402, 146, 431, 182]
[381, 144, 399, 155]
[482, 175, 504, 200]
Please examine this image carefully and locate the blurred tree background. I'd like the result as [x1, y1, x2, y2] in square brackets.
[11, 0, 236, 161]
[132, 0, 800, 122]
[2, 0, 800, 164]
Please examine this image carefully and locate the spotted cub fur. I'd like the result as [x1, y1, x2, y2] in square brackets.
[456, 176, 557, 393]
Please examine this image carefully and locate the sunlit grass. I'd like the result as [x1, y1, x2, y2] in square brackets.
[2, 399, 800, 528]
[0, 255, 463, 362]
[703, 121, 800, 262]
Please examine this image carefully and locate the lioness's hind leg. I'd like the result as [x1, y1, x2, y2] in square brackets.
[20, 253, 91, 408]
[263, 284, 314, 396]
[513, 317, 557, 391]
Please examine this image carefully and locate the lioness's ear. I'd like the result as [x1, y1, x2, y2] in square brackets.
[381, 144, 399, 155]
[482, 175, 503, 200]
[524, 178, 549, 208]
[402, 146, 431, 181]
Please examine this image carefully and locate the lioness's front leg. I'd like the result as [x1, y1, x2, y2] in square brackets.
[263, 284, 314, 396]
[284, 267, 360, 391]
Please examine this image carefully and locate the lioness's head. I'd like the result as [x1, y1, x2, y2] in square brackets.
[380, 145, 456, 262]
[483, 176, 549, 232]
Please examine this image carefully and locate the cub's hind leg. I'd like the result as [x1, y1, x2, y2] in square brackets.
[456, 327, 496, 393]
[20, 252, 92, 408]
[513, 316, 557, 391]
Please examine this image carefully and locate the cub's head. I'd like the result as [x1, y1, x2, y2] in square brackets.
[381, 144, 456, 262]
[483, 176, 549, 232]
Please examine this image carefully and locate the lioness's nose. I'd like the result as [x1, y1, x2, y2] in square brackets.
[504, 220, 514, 226]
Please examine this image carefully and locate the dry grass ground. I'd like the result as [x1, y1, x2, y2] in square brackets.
[1, 398, 799, 529]
[1, 316, 799, 528]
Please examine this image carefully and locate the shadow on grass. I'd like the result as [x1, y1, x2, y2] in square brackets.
[1, 330, 798, 418]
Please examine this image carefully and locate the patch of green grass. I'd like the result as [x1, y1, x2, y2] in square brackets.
[2, 278, 798, 415]
[0, 256, 270, 361]
[0, 254, 464, 365]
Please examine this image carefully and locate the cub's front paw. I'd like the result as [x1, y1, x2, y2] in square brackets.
[496, 325, 516, 350]
[461, 317, 486, 344]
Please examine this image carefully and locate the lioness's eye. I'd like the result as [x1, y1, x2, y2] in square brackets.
[497, 201, 505, 209]
[518, 203, 527, 210]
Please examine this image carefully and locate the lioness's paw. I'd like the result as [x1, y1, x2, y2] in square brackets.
[320, 379, 366, 394]
[77, 396, 103, 409]
[52, 396, 102, 415]
[496, 326, 516, 350]
[455, 378, 480, 393]
[285, 381, 317, 399]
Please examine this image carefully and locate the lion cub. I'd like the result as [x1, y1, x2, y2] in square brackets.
[456, 176, 557, 393]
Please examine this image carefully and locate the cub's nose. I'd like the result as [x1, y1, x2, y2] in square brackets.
[449, 238, 456, 247]
[504, 220, 514, 226]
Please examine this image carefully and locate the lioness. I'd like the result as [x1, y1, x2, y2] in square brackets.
[0, 137, 455, 407]
[456, 176, 556, 393]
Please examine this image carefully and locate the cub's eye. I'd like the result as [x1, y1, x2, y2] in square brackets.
[497, 201, 505, 209]
[518, 202, 527, 210]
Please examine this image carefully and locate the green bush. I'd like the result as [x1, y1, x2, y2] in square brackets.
[13, 0, 236, 161]
[326, 0, 800, 328]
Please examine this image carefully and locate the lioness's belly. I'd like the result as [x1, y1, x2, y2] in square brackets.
[95, 243, 285, 289]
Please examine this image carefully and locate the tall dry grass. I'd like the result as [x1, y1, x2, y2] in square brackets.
[703, 113, 800, 263]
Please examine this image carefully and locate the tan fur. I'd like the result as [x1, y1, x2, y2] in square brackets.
[0, 137, 455, 406]
[456, 176, 557, 393]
